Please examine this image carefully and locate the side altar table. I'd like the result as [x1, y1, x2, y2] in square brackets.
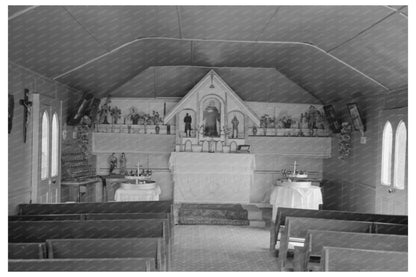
[269, 181, 322, 222]
[169, 152, 255, 204]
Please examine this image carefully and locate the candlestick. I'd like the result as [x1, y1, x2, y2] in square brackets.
[137, 161, 140, 176]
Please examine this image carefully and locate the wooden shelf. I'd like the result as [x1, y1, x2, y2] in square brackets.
[246, 136, 332, 158]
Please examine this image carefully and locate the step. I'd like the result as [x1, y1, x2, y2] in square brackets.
[249, 220, 266, 228]
[241, 204, 262, 220]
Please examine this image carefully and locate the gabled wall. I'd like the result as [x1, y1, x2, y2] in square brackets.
[322, 89, 407, 213]
[8, 62, 83, 215]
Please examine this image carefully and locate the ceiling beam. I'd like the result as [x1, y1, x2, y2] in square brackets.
[52, 36, 390, 93]
[326, 11, 398, 53]
[176, 6, 183, 39]
[8, 6, 38, 20]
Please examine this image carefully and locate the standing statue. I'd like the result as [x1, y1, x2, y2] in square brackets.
[203, 101, 220, 137]
[108, 153, 117, 175]
[119, 153, 127, 175]
[184, 113, 192, 137]
[231, 115, 239, 138]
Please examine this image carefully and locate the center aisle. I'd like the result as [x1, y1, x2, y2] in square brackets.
[172, 225, 279, 271]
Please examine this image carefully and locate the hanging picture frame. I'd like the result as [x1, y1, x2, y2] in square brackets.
[323, 105, 341, 133]
[347, 103, 365, 133]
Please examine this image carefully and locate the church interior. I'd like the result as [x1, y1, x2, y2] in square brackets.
[8, 5, 408, 272]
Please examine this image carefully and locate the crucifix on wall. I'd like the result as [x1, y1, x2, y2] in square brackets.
[19, 89, 32, 143]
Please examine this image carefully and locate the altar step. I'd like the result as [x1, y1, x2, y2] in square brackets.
[177, 203, 267, 227]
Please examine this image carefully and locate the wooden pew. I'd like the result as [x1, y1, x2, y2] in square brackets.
[8, 243, 46, 259]
[9, 219, 170, 270]
[9, 257, 155, 271]
[47, 238, 164, 271]
[320, 247, 408, 271]
[296, 230, 408, 271]
[270, 207, 408, 253]
[18, 201, 173, 215]
[18, 201, 175, 242]
[10, 212, 173, 266]
[278, 217, 373, 270]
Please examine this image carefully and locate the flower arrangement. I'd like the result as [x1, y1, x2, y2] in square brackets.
[338, 122, 352, 159]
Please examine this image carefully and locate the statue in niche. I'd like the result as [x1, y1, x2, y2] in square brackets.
[184, 113, 192, 137]
[119, 153, 127, 175]
[203, 101, 220, 137]
[231, 116, 239, 138]
[108, 153, 117, 175]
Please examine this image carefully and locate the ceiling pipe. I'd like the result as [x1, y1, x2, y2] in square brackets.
[52, 36, 390, 92]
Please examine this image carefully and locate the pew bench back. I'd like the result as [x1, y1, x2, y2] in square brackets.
[9, 257, 155, 271]
[18, 201, 173, 215]
[321, 247, 408, 271]
[8, 243, 46, 259]
[9, 219, 167, 242]
[47, 238, 164, 270]
[373, 222, 408, 235]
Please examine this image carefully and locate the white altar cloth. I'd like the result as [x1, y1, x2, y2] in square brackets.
[169, 152, 255, 204]
[270, 181, 322, 222]
[114, 184, 161, 201]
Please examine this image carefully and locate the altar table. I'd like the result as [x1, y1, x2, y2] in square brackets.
[114, 184, 161, 201]
[269, 181, 322, 222]
[169, 152, 255, 204]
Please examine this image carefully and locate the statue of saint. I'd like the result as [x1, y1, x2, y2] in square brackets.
[184, 113, 192, 137]
[203, 101, 220, 137]
[119, 153, 127, 175]
[108, 153, 117, 174]
[231, 116, 239, 138]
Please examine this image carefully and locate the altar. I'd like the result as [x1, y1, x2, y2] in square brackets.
[169, 152, 255, 204]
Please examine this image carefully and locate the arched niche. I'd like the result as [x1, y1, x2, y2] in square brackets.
[227, 110, 245, 139]
[179, 109, 196, 138]
[199, 95, 225, 139]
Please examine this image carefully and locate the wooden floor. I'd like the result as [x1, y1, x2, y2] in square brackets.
[171, 225, 279, 271]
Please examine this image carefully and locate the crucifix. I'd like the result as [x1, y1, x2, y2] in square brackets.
[19, 89, 32, 143]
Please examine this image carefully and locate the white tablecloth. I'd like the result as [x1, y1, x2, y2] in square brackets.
[114, 185, 161, 201]
[270, 182, 322, 222]
[169, 152, 255, 203]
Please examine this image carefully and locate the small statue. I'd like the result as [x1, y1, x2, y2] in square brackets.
[252, 125, 257, 136]
[231, 115, 239, 138]
[110, 106, 121, 124]
[119, 153, 127, 175]
[184, 113, 192, 137]
[99, 103, 110, 124]
[108, 153, 117, 174]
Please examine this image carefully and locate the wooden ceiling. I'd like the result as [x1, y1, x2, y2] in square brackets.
[9, 6, 407, 103]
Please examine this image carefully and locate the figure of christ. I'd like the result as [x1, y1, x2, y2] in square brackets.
[203, 103, 220, 137]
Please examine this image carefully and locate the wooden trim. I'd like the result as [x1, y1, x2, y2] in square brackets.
[30, 94, 40, 203]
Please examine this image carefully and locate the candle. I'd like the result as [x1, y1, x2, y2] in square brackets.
[293, 161, 297, 174]
[137, 161, 140, 175]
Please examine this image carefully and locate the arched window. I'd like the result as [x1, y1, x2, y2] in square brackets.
[394, 121, 407, 189]
[51, 113, 59, 177]
[41, 111, 49, 180]
[381, 121, 393, 186]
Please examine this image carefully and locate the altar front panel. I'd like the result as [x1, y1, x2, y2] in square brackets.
[169, 153, 255, 204]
